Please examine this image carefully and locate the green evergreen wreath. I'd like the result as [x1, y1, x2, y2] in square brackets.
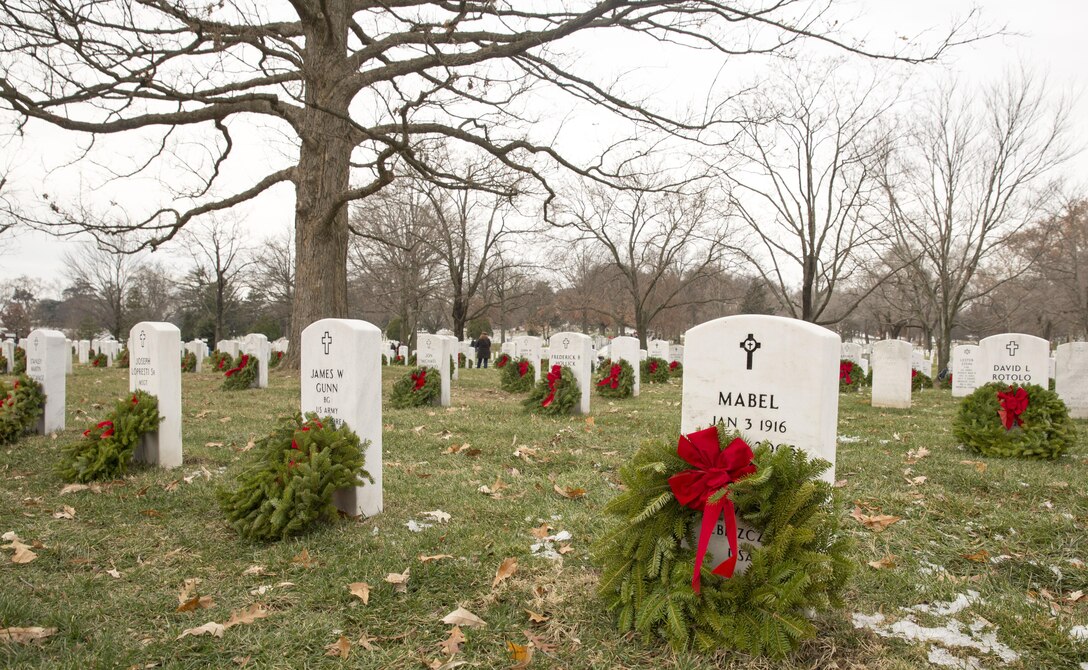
[408, 353, 417, 366]
[458, 352, 467, 368]
[115, 347, 130, 368]
[390, 366, 441, 408]
[210, 350, 233, 372]
[595, 358, 635, 399]
[669, 361, 683, 378]
[500, 357, 536, 393]
[13, 347, 26, 374]
[642, 357, 671, 383]
[0, 352, 6, 372]
[911, 369, 931, 392]
[524, 364, 580, 416]
[495, 353, 512, 369]
[89, 349, 108, 368]
[594, 430, 852, 655]
[269, 350, 285, 369]
[222, 353, 260, 390]
[952, 382, 1075, 459]
[218, 413, 371, 541]
[181, 351, 197, 372]
[839, 359, 861, 392]
[0, 376, 46, 445]
[57, 391, 162, 482]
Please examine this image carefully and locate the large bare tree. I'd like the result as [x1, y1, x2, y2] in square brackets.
[0, 1, 977, 364]
[178, 217, 251, 344]
[882, 72, 1073, 373]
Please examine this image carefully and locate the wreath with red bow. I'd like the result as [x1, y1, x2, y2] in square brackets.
[57, 390, 162, 482]
[524, 364, 580, 416]
[269, 350, 285, 369]
[89, 349, 108, 368]
[500, 356, 536, 393]
[642, 356, 671, 384]
[218, 413, 371, 540]
[0, 375, 46, 445]
[222, 353, 260, 391]
[12, 347, 26, 375]
[115, 347, 130, 368]
[210, 350, 233, 371]
[953, 382, 1075, 459]
[181, 350, 197, 373]
[669, 360, 683, 377]
[494, 353, 512, 369]
[595, 358, 635, 399]
[911, 368, 931, 392]
[839, 359, 861, 391]
[594, 425, 851, 656]
[390, 366, 441, 408]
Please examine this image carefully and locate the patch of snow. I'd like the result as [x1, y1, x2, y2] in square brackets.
[909, 591, 980, 617]
[838, 435, 862, 443]
[928, 646, 982, 669]
[1070, 625, 1088, 642]
[406, 520, 432, 532]
[530, 530, 573, 560]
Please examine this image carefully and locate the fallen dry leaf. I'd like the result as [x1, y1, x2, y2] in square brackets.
[163, 480, 179, 492]
[5, 539, 37, 564]
[553, 485, 586, 500]
[140, 509, 162, 518]
[241, 437, 256, 452]
[439, 625, 465, 656]
[291, 548, 315, 568]
[493, 557, 518, 588]
[557, 544, 575, 555]
[223, 603, 269, 628]
[507, 640, 533, 669]
[204, 442, 224, 448]
[525, 610, 549, 624]
[385, 569, 410, 593]
[962, 549, 991, 563]
[523, 630, 556, 653]
[905, 447, 930, 463]
[177, 622, 225, 639]
[419, 554, 454, 563]
[52, 505, 76, 520]
[325, 635, 351, 659]
[357, 633, 377, 651]
[195, 409, 211, 419]
[529, 523, 552, 540]
[348, 582, 370, 604]
[422, 510, 451, 524]
[441, 606, 486, 628]
[867, 555, 897, 570]
[219, 416, 232, 424]
[0, 626, 57, 644]
[960, 459, 988, 473]
[59, 483, 100, 495]
[584, 416, 595, 428]
[176, 596, 215, 612]
[240, 565, 268, 577]
[105, 568, 122, 579]
[850, 507, 901, 533]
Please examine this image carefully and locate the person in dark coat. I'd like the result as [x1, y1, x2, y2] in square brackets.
[473, 332, 492, 368]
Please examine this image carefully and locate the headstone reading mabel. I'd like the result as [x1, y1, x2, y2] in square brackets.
[129, 322, 182, 468]
[416, 334, 451, 406]
[611, 335, 641, 397]
[301, 319, 383, 516]
[26, 329, 66, 433]
[979, 333, 1049, 386]
[1055, 342, 1088, 419]
[548, 332, 593, 415]
[681, 314, 840, 574]
[951, 344, 981, 398]
[871, 340, 912, 409]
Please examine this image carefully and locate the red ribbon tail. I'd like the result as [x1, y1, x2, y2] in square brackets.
[692, 499, 726, 595]
[711, 499, 739, 580]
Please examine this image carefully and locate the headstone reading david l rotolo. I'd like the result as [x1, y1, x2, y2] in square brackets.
[871, 340, 912, 409]
[979, 333, 1049, 386]
[129, 322, 182, 468]
[1055, 342, 1088, 419]
[951, 344, 981, 398]
[416, 334, 451, 406]
[548, 332, 593, 415]
[241, 333, 269, 388]
[681, 314, 839, 574]
[610, 335, 641, 397]
[301, 319, 383, 516]
[26, 329, 66, 433]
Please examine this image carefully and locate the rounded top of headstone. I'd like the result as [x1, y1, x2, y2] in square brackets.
[301, 318, 381, 337]
[685, 315, 839, 344]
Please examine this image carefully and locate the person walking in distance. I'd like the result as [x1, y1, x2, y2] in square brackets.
[474, 332, 492, 368]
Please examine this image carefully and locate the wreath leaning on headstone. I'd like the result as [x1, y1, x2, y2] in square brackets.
[593, 426, 852, 656]
[269, 350, 285, 369]
[0, 352, 7, 372]
[524, 364, 580, 416]
[218, 413, 371, 541]
[839, 359, 861, 392]
[911, 369, 931, 392]
[89, 349, 108, 368]
[222, 353, 260, 391]
[210, 350, 233, 371]
[115, 347, 129, 368]
[57, 390, 162, 482]
[13, 347, 26, 374]
[0, 376, 46, 445]
[500, 357, 536, 393]
[494, 353, 512, 369]
[390, 366, 441, 408]
[669, 360, 683, 378]
[953, 382, 1075, 460]
[181, 351, 197, 373]
[595, 358, 635, 399]
[642, 356, 671, 384]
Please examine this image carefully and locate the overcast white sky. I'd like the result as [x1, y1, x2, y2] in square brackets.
[1, 0, 1085, 295]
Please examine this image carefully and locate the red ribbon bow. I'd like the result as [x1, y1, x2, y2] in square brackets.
[97, 420, 115, 439]
[669, 361, 679, 371]
[649, 361, 658, 374]
[997, 386, 1028, 430]
[667, 426, 757, 594]
[597, 364, 621, 389]
[225, 354, 250, 377]
[496, 355, 509, 368]
[542, 365, 563, 407]
[518, 360, 529, 377]
[411, 368, 427, 391]
[911, 369, 918, 378]
[839, 361, 854, 385]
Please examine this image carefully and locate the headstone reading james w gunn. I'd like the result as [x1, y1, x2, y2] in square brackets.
[979, 333, 1049, 386]
[416, 334, 451, 406]
[951, 344, 980, 398]
[129, 322, 182, 468]
[26, 329, 66, 433]
[1055, 342, 1088, 419]
[681, 315, 839, 575]
[301, 319, 383, 517]
[547, 332, 593, 415]
[871, 340, 912, 409]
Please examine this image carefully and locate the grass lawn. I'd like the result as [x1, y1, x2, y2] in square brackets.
[2, 365, 1087, 669]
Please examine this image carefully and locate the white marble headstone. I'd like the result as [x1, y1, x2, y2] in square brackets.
[65, 339, 73, 374]
[668, 344, 684, 365]
[979, 333, 1049, 386]
[548, 332, 593, 415]
[397, 345, 408, 363]
[911, 350, 926, 373]
[649, 339, 670, 360]
[26, 329, 66, 433]
[1, 340, 13, 373]
[841, 343, 863, 364]
[1055, 342, 1088, 419]
[241, 334, 269, 388]
[129, 322, 182, 468]
[681, 315, 840, 574]
[951, 344, 980, 398]
[514, 335, 543, 381]
[611, 336, 641, 397]
[301, 319, 383, 516]
[185, 340, 205, 372]
[871, 340, 912, 409]
[78, 340, 90, 364]
[416, 334, 451, 406]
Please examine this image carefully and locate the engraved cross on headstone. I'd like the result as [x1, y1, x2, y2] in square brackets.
[739, 333, 761, 370]
[322, 331, 333, 355]
[562, 337, 570, 348]
[139, 331, 147, 348]
[1006, 340, 1019, 357]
